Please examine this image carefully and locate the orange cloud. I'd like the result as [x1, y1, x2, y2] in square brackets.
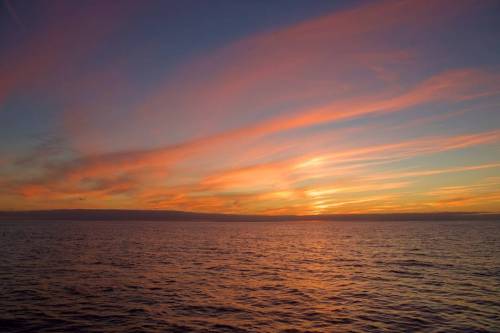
[2, 0, 500, 213]
[63, 0, 498, 153]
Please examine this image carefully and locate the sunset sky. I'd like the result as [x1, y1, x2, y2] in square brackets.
[1, 0, 500, 214]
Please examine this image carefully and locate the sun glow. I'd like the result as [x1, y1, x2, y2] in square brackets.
[0, 0, 499, 213]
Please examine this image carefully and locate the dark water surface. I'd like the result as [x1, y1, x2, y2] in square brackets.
[1, 220, 499, 332]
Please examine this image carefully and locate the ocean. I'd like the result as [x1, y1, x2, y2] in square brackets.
[0, 220, 498, 332]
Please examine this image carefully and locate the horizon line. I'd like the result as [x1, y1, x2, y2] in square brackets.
[1, 209, 499, 222]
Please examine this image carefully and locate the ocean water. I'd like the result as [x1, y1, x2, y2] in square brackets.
[0, 220, 498, 332]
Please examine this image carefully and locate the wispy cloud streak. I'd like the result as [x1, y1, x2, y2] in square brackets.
[1, 0, 499, 212]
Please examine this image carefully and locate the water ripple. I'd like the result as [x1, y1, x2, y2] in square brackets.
[0, 220, 499, 332]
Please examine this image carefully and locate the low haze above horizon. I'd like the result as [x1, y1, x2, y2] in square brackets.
[1, 0, 500, 214]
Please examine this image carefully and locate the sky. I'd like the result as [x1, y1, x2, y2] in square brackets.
[1, 0, 500, 214]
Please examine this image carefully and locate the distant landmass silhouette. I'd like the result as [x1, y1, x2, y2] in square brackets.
[0, 209, 498, 222]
